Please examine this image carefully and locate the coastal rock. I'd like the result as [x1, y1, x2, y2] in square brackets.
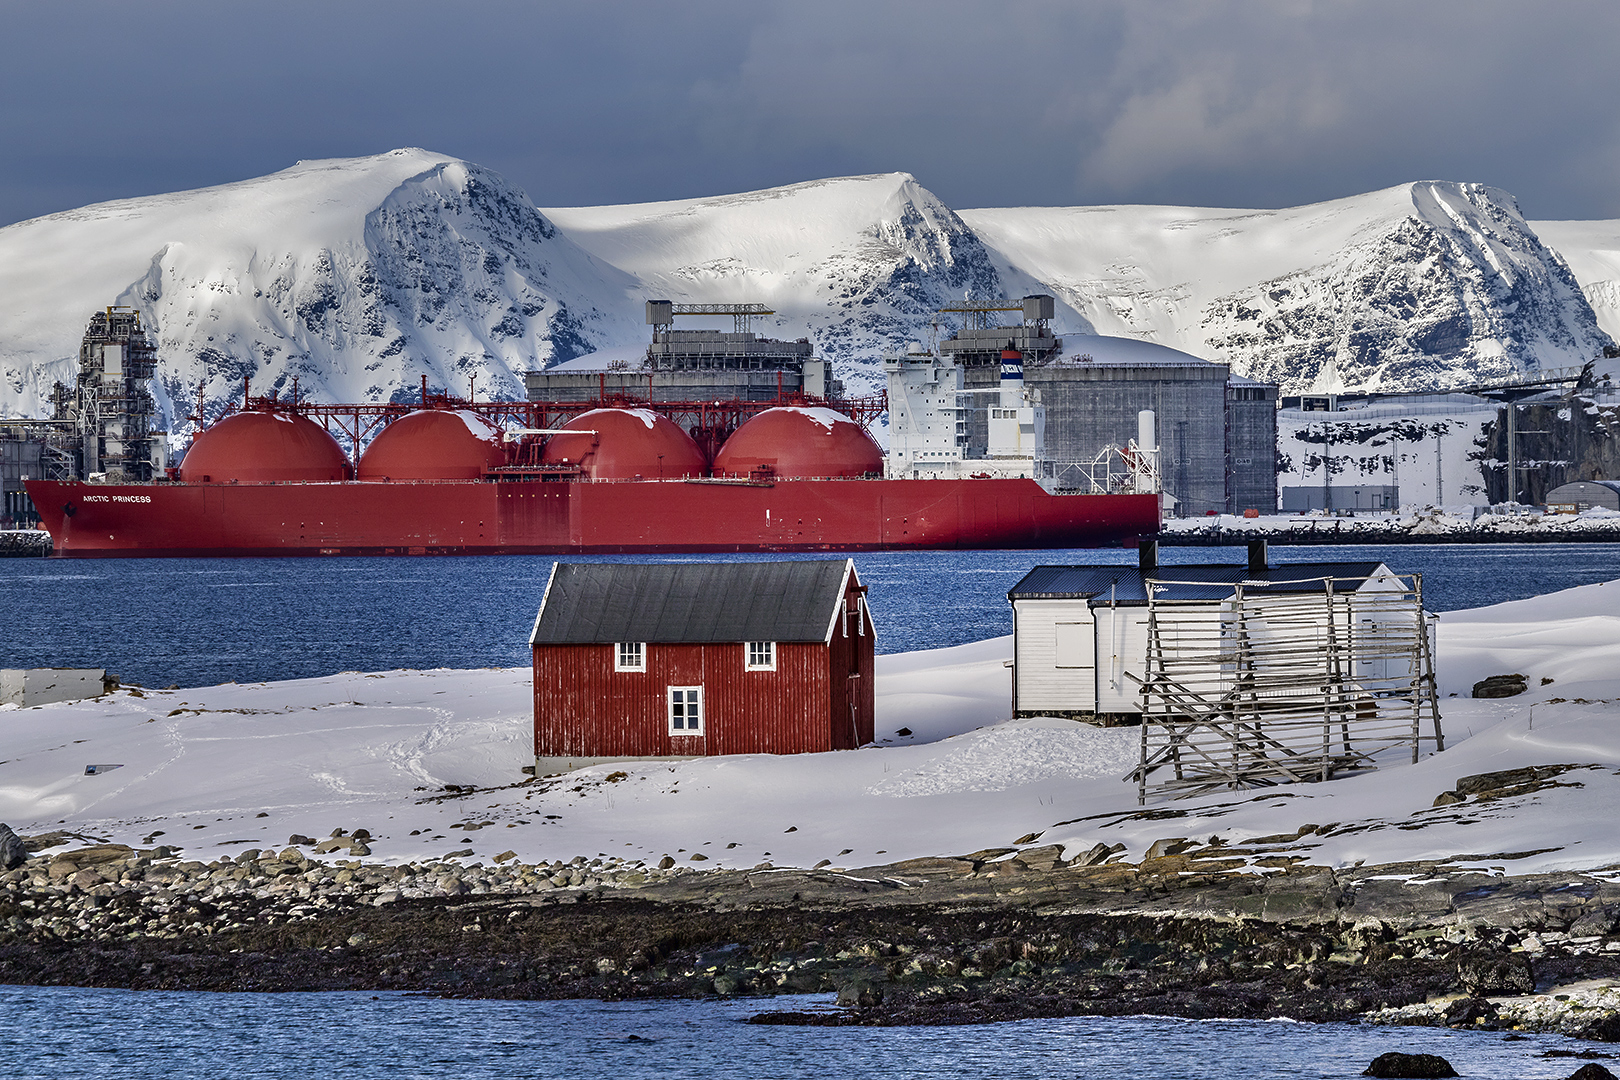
[836, 979, 884, 1007]
[1579, 1015, 1620, 1043]
[0, 824, 26, 870]
[1457, 949, 1535, 995]
[1362, 1052, 1458, 1078]
[1442, 996, 1499, 1027]
[1568, 1065, 1619, 1080]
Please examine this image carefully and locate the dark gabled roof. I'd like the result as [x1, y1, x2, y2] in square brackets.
[530, 560, 856, 645]
[1007, 561, 1391, 606]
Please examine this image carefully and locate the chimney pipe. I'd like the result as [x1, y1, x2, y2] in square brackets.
[1248, 539, 1268, 575]
[1138, 539, 1158, 574]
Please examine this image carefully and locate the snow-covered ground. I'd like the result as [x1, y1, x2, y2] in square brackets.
[4, 583, 1620, 878]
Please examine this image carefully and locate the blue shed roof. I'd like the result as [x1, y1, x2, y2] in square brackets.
[1007, 561, 1390, 607]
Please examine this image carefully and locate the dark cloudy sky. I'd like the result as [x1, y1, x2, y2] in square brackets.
[3, 0, 1618, 227]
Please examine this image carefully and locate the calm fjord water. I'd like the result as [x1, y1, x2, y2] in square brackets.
[2, 543, 1617, 688]
[0, 986, 1602, 1080]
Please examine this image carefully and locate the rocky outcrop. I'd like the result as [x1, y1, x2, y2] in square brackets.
[7, 836, 1620, 1034]
[1480, 395, 1620, 504]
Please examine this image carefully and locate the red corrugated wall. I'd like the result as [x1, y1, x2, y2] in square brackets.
[532, 573, 875, 759]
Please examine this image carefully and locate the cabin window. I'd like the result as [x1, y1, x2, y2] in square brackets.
[668, 686, 703, 734]
[615, 642, 645, 672]
[746, 641, 776, 670]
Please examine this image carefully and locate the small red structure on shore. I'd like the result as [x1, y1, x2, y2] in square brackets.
[529, 559, 875, 773]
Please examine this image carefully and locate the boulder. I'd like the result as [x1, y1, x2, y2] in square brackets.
[1568, 1065, 1619, 1080]
[1579, 1014, 1620, 1042]
[1362, 1052, 1458, 1078]
[0, 824, 27, 870]
[1457, 949, 1535, 995]
[1442, 996, 1498, 1027]
[1472, 673, 1527, 698]
[836, 979, 884, 1007]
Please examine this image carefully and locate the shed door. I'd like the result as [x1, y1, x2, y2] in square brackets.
[1055, 622, 1090, 669]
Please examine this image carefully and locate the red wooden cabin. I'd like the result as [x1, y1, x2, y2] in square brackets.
[529, 559, 875, 773]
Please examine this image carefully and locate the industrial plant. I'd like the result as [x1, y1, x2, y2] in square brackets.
[2, 307, 169, 528]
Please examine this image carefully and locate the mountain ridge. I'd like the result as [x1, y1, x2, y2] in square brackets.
[0, 153, 1612, 423]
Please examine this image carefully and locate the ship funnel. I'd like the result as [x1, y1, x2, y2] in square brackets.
[1137, 410, 1157, 453]
[1000, 348, 1024, 408]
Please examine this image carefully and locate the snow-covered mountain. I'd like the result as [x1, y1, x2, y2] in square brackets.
[1529, 218, 1620, 344]
[0, 149, 641, 425]
[963, 183, 1612, 394]
[2, 154, 1614, 423]
[543, 173, 1016, 396]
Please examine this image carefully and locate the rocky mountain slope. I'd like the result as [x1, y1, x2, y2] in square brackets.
[1529, 218, 1620, 343]
[543, 173, 1018, 397]
[2, 154, 1614, 422]
[0, 149, 641, 425]
[964, 183, 1612, 393]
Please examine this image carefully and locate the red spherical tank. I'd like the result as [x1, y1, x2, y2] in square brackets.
[356, 409, 506, 480]
[712, 407, 883, 479]
[179, 410, 350, 483]
[539, 408, 708, 480]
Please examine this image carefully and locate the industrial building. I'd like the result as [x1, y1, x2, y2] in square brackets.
[2, 306, 170, 525]
[63, 307, 166, 482]
[1280, 485, 1401, 512]
[936, 295, 1063, 367]
[1, 422, 50, 527]
[529, 560, 875, 773]
[1546, 479, 1620, 513]
[940, 308, 1277, 515]
[523, 301, 838, 405]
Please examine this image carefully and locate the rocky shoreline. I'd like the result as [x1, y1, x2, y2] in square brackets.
[6, 826, 1620, 1038]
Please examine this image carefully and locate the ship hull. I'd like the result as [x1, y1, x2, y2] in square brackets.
[23, 477, 1160, 557]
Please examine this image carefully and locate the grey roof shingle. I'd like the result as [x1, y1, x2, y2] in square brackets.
[1007, 561, 1390, 606]
[530, 560, 856, 645]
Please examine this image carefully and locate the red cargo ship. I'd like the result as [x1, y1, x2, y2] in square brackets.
[24, 397, 1161, 558]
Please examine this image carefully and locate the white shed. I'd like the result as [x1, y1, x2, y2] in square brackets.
[1008, 556, 1401, 724]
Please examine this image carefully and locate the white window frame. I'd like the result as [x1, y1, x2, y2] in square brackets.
[745, 640, 776, 671]
[614, 642, 645, 672]
[668, 685, 703, 735]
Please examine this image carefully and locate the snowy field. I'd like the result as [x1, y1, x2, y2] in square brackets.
[4, 581, 1620, 877]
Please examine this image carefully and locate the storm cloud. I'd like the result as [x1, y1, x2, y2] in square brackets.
[2, 0, 1617, 225]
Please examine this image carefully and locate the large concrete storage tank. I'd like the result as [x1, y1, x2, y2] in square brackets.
[357, 410, 505, 480]
[712, 407, 882, 479]
[539, 408, 708, 480]
[179, 411, 350, 483]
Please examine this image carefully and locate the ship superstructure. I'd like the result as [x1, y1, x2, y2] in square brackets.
[885, 344, 1046, 481]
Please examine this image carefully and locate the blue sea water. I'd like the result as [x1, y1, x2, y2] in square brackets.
[0, 986, 1603, 1079]
[1, 543, 1617, 689]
